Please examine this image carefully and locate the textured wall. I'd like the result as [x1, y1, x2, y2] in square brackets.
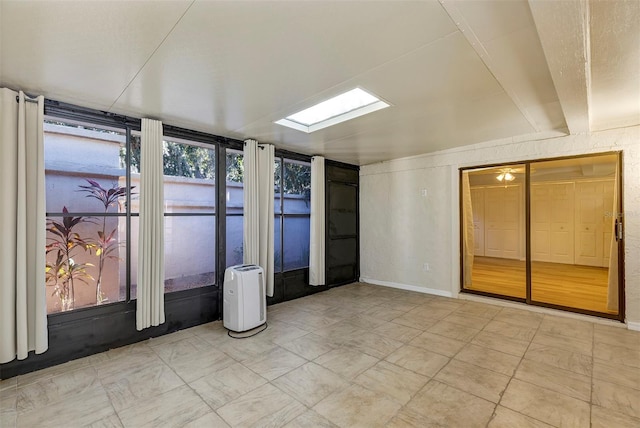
[360, 126, 640, 325]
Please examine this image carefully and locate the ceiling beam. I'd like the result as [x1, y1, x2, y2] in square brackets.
[528, 0, 591, 134]
[439, 0, 541, 133]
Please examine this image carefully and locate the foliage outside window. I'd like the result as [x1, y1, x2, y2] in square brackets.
[226, 150, 244, 267]
[276, 159, 311, 272]
[44, 121, 131, 313]
[161, 139, 216, 294]
[226, 153, 311, 273]
[44, 119, 311, 314]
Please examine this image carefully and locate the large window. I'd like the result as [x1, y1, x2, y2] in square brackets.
[275, 158, 311, 272]
[44, 120, 220, 312]
[44, 117, 310, 314]
[161, 138, 216, 294]
[44, 121, 132, 313]
[225, 152, 311, 273]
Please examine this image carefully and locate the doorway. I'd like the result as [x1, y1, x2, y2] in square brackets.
[460, 153, 623, 320]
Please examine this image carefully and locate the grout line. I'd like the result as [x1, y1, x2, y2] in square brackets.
[484, 307, 544, 427]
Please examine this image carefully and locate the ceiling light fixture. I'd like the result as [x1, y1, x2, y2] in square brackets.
[496, 171, 515, 182]
[275, 88, 390, 133]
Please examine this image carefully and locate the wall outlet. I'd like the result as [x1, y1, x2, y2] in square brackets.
[421, 188, 428, 197]
[422, 263, 430, 272]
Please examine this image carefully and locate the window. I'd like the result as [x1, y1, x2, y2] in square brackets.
[275, 158, 311, 272]
[162, 138, 216, 293]
[226, 149, 244, 267]
[44, 116, 311, 314]
[44, 121, 131, 313]
[44, 119, 220, 311]
[275, 87, 390, 133]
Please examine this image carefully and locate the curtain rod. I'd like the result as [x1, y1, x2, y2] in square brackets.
[16, 95, 40, 104]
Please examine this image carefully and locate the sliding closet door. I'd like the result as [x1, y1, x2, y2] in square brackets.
[462, 165, 526, 299]
[530, 154, 620, 315]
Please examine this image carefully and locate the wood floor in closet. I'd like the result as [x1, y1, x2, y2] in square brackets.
[468, 256, 615, 315]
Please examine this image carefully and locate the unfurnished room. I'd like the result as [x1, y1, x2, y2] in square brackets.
[0, 1, 639, 427]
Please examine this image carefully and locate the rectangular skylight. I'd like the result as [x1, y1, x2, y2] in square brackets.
[275, 88, 390, 133]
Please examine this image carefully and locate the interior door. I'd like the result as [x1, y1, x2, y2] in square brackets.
[574, 180, 611, 267]
[531, 184, 552, 261]
[484, 185, 521, 259]
[531, 182, 574, 264]
[502, 186, 521, 260]
[325, 164, 359, 286]
[484, 187, 503, 258]
[549, 183, 575, 264]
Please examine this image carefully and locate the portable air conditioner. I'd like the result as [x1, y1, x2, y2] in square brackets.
[223, 264, 267, 332]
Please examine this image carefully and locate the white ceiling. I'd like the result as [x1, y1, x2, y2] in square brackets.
[1, 0, 638, 165]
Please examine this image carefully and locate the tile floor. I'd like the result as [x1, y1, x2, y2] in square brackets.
[1, 282, 639, 427]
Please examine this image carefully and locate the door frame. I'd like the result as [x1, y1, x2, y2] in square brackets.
[459, 151, 625, 322]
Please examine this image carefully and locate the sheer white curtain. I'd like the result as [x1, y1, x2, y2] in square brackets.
[607, 163, 620, 312]
[309, 156, 325, 286]
[243, 139, 275, 297]
[0, 88, 48, 363]
[136, 118, 165, 330]
[462, 172, 475, 287]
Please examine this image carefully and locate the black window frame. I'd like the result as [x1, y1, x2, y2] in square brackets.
[41, 102, 247, 315]
[160, 135, 218, 295]
[274, 156, 312, 273]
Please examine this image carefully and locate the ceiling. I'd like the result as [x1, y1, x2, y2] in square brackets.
[1, 0, 638, 166]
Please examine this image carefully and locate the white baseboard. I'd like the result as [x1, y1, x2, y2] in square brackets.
[627, 321, 640, 331]
[359, 277, 453, 298]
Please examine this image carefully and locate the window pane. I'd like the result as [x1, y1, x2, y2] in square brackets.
[164, 215, 216, 293]
[46, 214, 126, 313]
[462, 165, 526, 299]
[129, 133, 141, 213]
[283, 216, 310, 271]
[45, 121, 128, 214]
[283, 160, 311, 214]
[226, 150, 244, 181]
[163, 139, 215, 180]
[530, 154, 618, 314]
[274, 215, 282, 273]
[226, 215, 244, 267]
[163, 139, 216, 214]
[130, 216, 139, 301]
[226, 151, 243, 209]
[328, 182, 357, 236]
[275, 159, 282, 214]
[226, 149, 244, 266]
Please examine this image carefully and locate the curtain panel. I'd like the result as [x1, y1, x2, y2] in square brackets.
[243, 139, 275, 297]
[462, 172, 475, 287]
[0, 88, 48, 363]
[136, 118, 165, 330]
[309, 156, 326, 286]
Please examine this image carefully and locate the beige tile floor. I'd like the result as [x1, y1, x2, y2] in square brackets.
[1, 282, 639, 427]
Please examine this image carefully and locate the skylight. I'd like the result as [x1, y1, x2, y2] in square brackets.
[275, 88, 390, 133]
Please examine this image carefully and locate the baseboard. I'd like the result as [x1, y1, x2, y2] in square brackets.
[359, 277, 453, 298]
[627, 321, 640, 331]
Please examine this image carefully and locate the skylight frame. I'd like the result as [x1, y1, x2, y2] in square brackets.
[275, 88, 391, 133]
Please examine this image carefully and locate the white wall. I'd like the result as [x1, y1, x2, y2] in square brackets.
[360, 126, 640, 326]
